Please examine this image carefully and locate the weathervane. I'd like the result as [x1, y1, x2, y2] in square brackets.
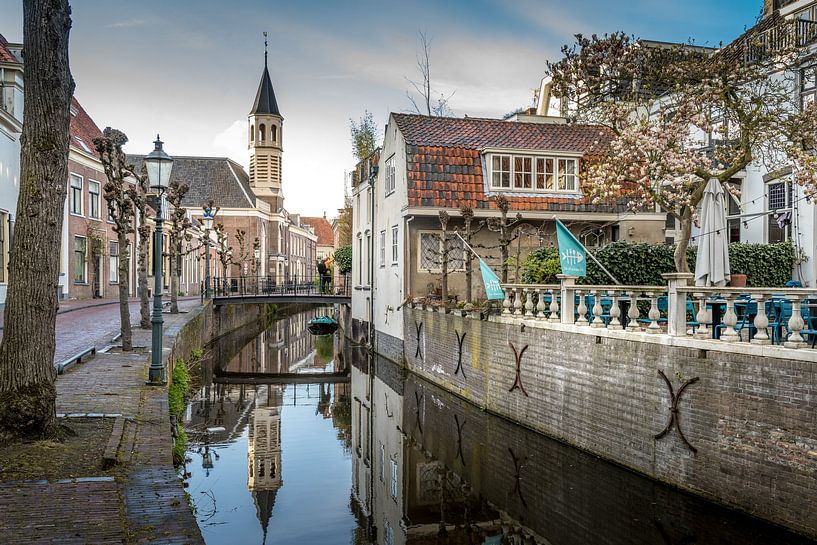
[263, 31, 268, 65]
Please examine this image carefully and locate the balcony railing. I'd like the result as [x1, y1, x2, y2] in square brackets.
[495, 274, 817, 350]
[743, 18, 817, 63]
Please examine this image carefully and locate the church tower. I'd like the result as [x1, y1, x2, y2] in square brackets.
[248, 34, 284, 210]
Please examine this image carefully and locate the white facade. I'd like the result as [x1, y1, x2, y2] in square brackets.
[351, 169, 374, 340]
[0, 41, 23, 305]
[372, 122, 408, 348]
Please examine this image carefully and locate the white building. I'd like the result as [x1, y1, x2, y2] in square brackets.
[0, 35, 22, 305]
[351, 113, 665, 362]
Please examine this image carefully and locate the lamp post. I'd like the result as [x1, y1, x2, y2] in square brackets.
[201, 205, 217, 298]
[145, 135, 173, 385]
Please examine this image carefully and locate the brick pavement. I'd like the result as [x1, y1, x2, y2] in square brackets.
[0, 298, 206, 545]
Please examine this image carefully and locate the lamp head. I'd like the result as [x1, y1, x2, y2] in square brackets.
[144, 135, 173, 192]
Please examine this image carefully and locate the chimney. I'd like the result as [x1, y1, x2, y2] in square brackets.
[763, 0, 776, 17]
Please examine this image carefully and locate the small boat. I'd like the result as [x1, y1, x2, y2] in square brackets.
[308, 315, 339, 336]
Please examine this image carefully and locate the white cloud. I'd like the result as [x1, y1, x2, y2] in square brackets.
[212, 119, 248, 169]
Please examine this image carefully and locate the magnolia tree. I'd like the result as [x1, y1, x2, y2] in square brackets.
[548, 23, 817, 272]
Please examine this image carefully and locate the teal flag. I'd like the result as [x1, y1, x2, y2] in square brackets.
[555, 218, 586, 277]
[479, 258, 504, 300]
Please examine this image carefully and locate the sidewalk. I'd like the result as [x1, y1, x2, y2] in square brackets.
[0, 299, 206, 544]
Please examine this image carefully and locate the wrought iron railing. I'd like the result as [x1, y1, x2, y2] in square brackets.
[210, 273, 351, 298]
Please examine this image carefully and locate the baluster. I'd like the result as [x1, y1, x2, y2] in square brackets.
[524, 287, 534, 316]
[513, 287, 523, 316]
[575, 290, 588, 326]
[502, 287, 512, 315]
[694, 294, 710, 339]
[608, 291, 622, 330]
[535, 288, 546, 318]
[626, 291, 641, 332]
[549, 289, 560, 322]
[720, 294, 740, 342]
[784, 295, 806, 348]
[591, 289, 604, 328]
[752, 294, 770, 345]
[646, 292, 661, 334]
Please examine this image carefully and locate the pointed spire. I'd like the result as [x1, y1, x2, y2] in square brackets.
[250, 32, 281, 116]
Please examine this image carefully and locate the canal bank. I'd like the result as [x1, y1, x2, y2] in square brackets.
[393, 305, 817, 538]
[0, 298, 282, 544]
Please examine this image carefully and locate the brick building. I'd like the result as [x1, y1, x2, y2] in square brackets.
[61, 97, 138, 300]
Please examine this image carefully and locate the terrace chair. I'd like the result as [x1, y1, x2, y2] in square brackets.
[714, 296, 756, 341]
[686, 297, 699, 333]
[637, 296, 668, 327]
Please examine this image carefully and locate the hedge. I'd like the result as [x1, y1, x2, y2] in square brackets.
[521, 241, 795, 287]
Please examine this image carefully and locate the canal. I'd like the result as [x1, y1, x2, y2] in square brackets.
[182, 307, 816, 545]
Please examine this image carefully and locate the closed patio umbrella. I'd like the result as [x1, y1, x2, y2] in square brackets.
[695, 178, 731, 287]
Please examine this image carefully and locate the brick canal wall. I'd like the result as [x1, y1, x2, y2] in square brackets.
[402, 307, 817, 537]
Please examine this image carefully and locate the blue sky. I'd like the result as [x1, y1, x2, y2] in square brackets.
[0, 0, 760, 216]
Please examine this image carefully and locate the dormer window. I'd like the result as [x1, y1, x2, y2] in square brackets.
[487, 152, 578, 193]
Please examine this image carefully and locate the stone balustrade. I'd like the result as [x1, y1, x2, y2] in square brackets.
[494, 273, 817, 350]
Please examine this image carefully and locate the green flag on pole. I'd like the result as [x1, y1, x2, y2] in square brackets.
[555, 218, 586, 277]
[479, 258, 504, 300]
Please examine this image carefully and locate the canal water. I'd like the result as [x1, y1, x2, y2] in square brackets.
[183, 307, 816, 545]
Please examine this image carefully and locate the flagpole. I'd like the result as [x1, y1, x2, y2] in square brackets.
[554, 217, 620, 285]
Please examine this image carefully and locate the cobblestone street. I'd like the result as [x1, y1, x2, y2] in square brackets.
[0, 297, 205, 545]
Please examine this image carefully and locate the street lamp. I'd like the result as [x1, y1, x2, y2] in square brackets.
[201, 204, 218, 298]
[145, 135, 173, 385]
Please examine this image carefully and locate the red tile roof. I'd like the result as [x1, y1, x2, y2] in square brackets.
[302, 216, 335, 246]
[69, 97, 104, 158]
[392, 114, 620, 212]
[0, 35, 19, 64]
[392, 113, 611, 153]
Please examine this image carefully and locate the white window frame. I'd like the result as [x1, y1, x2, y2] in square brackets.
[109, 240, 119, 283]
[74, 235, 87, 284]
[379, 230, 386, 268]
[801, 64, 816, 112]
[487, 152, 579, 194]
[766, 179, 793, 243]
[417, 231, 465, 273]
[69, 173, 83, 216]
[385, 154, 396, 196]
[88, 179, 101, 219]
[391, 226, 398, 265]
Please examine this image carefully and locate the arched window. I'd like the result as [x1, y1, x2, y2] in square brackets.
[271, 125, 277, 142]
[259, 124, 266, 142]
[249, 123, 254, 142]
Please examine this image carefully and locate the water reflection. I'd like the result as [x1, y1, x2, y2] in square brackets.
[184, 308, 816, 545]
[352, 351, 817, 545]
[184, 307, 354, 545]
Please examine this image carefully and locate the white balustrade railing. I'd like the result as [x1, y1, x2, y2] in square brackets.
[498, 273, 817, 350]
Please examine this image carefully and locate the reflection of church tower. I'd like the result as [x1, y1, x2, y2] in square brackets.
[247, 385, 284, 542]
[248, 33, 284, 211]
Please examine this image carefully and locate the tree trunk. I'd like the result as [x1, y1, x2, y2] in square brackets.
[170, 238, 179, 313]
[499, 226, 509, 284]
[138, 224, 150, 328]
[674, 210, 693, 273]
[118, 232, 132, 350]
[440, 234, 448, 308]
[0, 0, 74, 438]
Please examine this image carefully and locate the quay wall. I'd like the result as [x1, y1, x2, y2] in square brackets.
[402, 307, 817, 537]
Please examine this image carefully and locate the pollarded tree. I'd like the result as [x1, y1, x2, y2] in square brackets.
[94, 127, 136, 350]
[548, 23, 817, 272]
[165, 179, 191, 313]
[484, 195, 524, 283]
[0, 0, 75, 438]
[127, 165, 152, 328]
